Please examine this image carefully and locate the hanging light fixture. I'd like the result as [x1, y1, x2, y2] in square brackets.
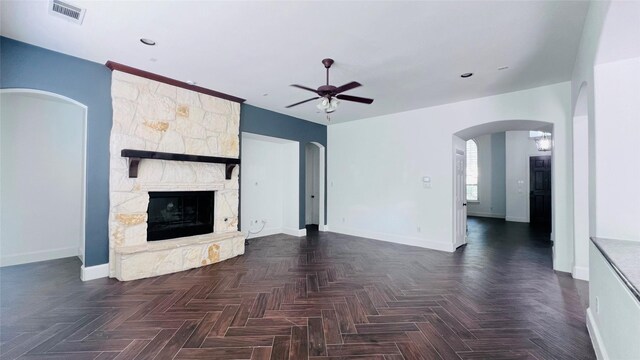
[535, 132, 553, 152]
[316, 97, 339, 113]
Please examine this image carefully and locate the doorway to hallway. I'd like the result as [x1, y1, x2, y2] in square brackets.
[530, 155, 552, 232]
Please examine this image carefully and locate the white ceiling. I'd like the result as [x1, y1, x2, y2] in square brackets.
[1, 1, 589, 125]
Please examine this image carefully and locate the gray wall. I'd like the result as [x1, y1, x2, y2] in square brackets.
[0, 37, 112, 266]
[240, 104, 327, 228]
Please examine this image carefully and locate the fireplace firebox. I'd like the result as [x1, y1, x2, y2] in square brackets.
[147, 191, 215, 241]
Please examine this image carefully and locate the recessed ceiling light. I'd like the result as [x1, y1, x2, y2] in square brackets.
[140, 38, 156, 46]
[498, 66, 509, 70]
[460, 72, 473, 78]
[186, 80, 197, 85]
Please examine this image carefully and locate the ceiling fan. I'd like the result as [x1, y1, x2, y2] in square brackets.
[286, 58, 374, 113]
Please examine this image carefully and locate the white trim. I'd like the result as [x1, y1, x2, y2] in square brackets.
[572, 265, 589, 281]
[505, 216, 529, 223]
[331, 226, 455, 253]
[283, 228, 307, 237]
[81, 263, 109, 281]
[0, 247, 80, 267]
[466, 212, 506, 219]
[587, 307, 608, 360]
[0, 89, 88, 267]
[319, 224, 329, 232]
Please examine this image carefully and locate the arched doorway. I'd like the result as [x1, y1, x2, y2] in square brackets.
[305, 142, 326, 231]
[453, 120, 556, 262]
[0, 89, 87, 267]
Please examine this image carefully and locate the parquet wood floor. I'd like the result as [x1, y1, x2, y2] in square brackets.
[0, 217, 595, 359]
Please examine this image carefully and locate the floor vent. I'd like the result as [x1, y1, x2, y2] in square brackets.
[49, 0, 86, 25]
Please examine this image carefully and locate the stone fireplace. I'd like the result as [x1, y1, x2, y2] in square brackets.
[108, 69, 244, 281]
[147, 191, 215, 241]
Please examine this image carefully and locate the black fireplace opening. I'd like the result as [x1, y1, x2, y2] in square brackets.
[147, 191, 214, 241]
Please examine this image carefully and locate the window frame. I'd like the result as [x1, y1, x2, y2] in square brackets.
[465, 139, 480, 203]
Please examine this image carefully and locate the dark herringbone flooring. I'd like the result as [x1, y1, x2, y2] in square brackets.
[0, 217, 595, 359]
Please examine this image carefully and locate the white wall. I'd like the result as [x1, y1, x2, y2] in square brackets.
[505, 131, 553, 224]
[240, 133, 299, 238]
[328, 82, 573, 270]
[593, 57, 640, 241]
[282, 141, 300, 234]
[466, 132, 506, 218]
[0, 92, 85, 266]
[573, 114, 589, 280]
[570, 2, 640, 357]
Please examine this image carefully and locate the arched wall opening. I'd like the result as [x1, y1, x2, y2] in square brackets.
[453, 119, 559, 265]
[0, 89, 87, 267]
[305, 142, 326, 231]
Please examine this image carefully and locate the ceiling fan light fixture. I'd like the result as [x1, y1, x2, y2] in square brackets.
[327, 98, 339, 113]
[316, 97, 330, 111]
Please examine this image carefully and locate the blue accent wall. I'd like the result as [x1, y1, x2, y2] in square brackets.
[240, 104, 327, 228]
[1, 37, 112, 266]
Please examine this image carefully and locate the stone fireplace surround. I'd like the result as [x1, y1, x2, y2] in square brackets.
[108, 70, 244, 281]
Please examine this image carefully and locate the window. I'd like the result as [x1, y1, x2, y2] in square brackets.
[529, 131, 545, 138]
[466, 139, 478, 201]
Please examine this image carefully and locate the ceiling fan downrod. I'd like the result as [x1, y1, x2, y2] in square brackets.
[322, 58, 334, 86]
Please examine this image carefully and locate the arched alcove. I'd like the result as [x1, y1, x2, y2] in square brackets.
[0, 89, 87, 267]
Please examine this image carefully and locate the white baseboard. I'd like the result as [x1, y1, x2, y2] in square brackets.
[505, 216, 528, 223]
[283, 228, 307, 237]
[81, 263, 109, 281]
[329, 225, 455, 253]
[0, 246, 79, 267]
[319, 224, 329, 232]
[467, 212, 505, 219]
[587, 307, 608, 360]
[573, 265, 589, 281]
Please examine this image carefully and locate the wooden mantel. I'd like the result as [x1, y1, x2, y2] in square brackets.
[121, 149, 240, 180]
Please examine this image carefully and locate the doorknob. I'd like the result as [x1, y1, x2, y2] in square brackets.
[463, 203, 467, 206]
[311, 195, 315, 198]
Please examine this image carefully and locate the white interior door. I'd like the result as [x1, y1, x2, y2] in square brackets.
[455, 152, 467, 248]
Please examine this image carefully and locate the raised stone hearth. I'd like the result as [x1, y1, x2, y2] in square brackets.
[108, 70, 244, 281]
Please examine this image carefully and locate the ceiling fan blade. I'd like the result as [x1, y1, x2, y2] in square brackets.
[285, 97, 319, 108]
[336, 94, 374, 104]
[333, 81, 361, 95]
[291, 84, 319, 93]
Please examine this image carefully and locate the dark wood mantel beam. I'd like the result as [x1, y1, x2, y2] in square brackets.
[105, 61, 245, 104]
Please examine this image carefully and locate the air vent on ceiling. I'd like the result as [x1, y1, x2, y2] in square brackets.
[48, 0, 86, 25]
